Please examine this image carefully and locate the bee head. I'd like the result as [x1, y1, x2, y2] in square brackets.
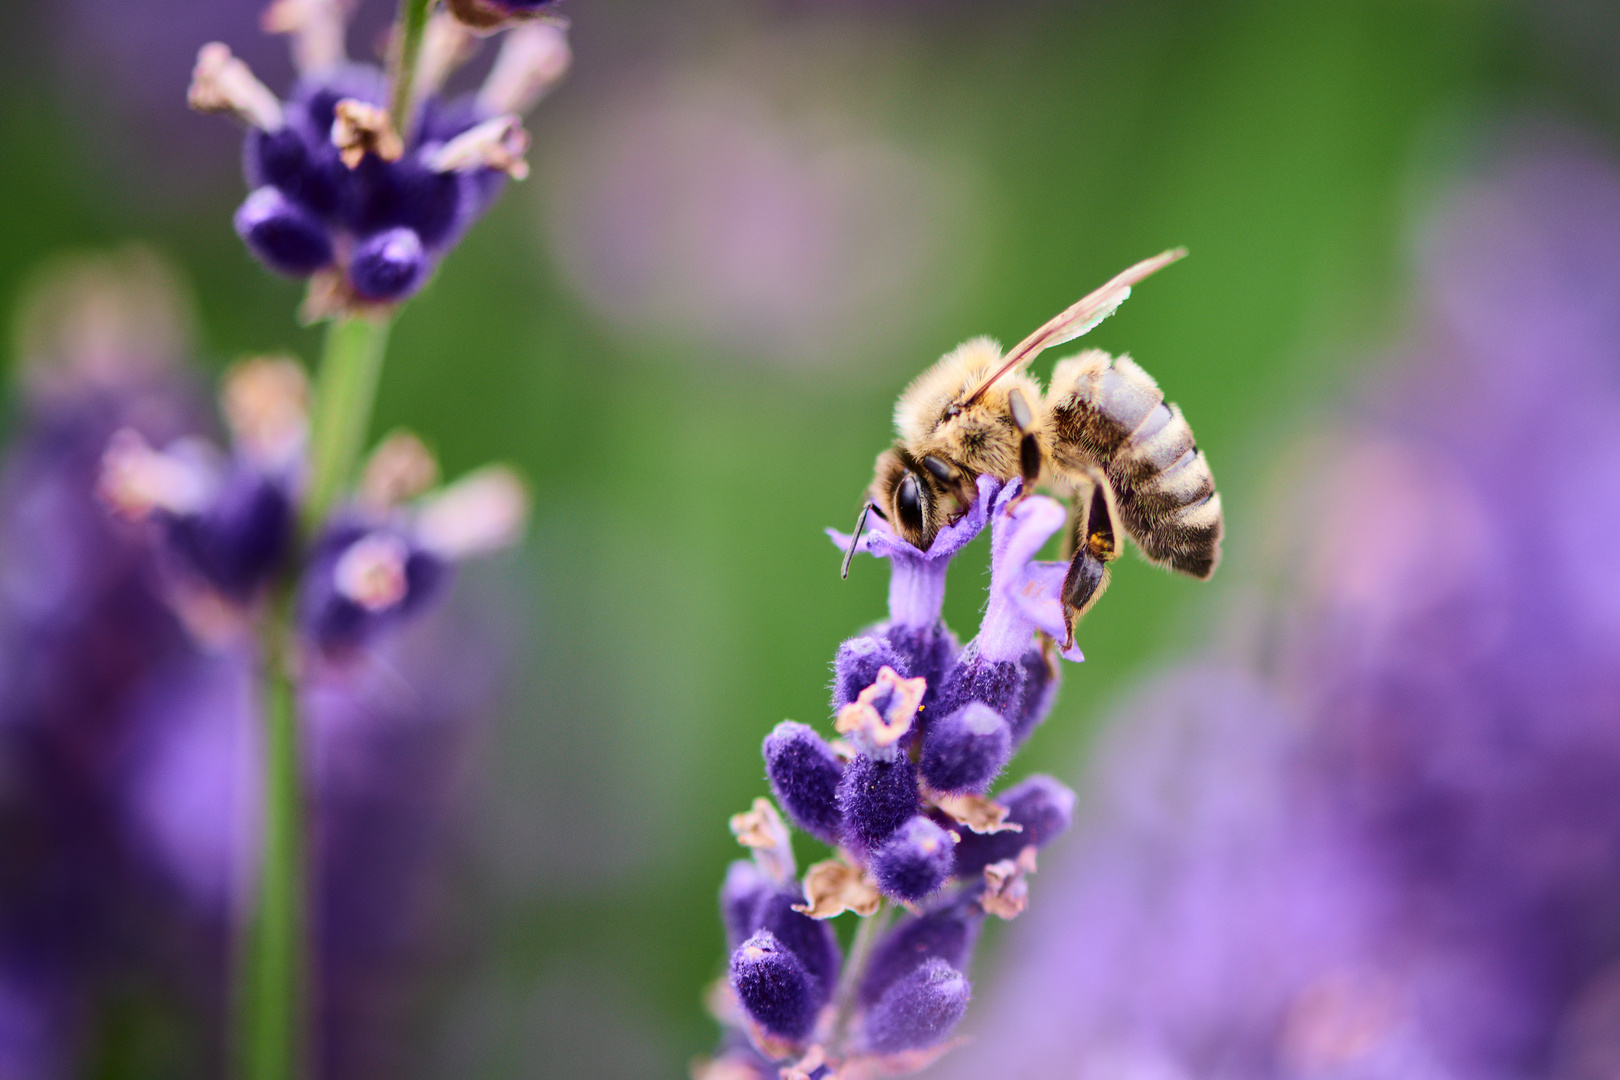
[869, 445, 968, 551]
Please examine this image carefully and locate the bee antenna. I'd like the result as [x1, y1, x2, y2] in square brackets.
[841, 502, 874, 580]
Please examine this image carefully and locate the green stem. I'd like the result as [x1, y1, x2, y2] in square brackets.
[829, 903, 893, 1057]
[245, 596, 306, 1080]
[242, 313, 394, 1078]
[302, 315, 392, 537]
[388, 0, 436, 136]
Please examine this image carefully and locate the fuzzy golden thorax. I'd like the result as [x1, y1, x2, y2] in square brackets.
[893, 337, 1045, 482]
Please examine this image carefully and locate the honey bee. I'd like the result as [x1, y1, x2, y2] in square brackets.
[844, 249, 1222, 645]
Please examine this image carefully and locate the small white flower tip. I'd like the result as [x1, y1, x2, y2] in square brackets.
[477, 22, 571, 116]
[188, 43, 285, 131]
[413, 465, 529, 559]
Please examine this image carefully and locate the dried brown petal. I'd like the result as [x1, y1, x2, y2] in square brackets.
[188, 43, 284, 130]
[332, 100, 403, 168]
[793, 860, 881, 920]
[730, 798, 796, 885]
[930, 792, 1023, 835]
[980, 846, 1038, 920]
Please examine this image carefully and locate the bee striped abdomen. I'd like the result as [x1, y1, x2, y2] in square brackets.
[1044, 351, 1223, 580]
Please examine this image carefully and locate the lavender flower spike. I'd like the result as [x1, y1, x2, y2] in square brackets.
[190, 5, 570, 311]
[827, 474, 1001, 630]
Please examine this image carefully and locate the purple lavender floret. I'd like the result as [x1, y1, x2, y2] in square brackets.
[858, 901, 982, 1009]
[831, 635, 906, 713]
[1007, 647, 1060, 745]
[871, 816, 957, 903]
[299, 520, 448, 654]
[837, 755, 920, 855]
[763, 722, 845, 847]
[749, 888, 842, 1005]
[721, 860, 772, 949]
[860, 958, 970, 1055]
[161, 463, 293, 601]
[952, 775, 1075, 880]
[827, 475, 1000, 702]
[918, 702, 1012, 795]
[731, 931, 821, 1042]
[717, 407, 1118, 1069]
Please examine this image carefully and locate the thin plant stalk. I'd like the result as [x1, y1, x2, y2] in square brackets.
[829, 902, 893, 1056]
[243, 1, 428, 1069]
[301, 315, 393, 536]
[244, 592, 305, 1080]
[244, 313, 396, 1079]
[388, 0, 436, 136]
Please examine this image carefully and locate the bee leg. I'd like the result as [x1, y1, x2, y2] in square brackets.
[1060, 547, 1109, 649]
[1060, 471, 1122, 646]
[922, 454, 976, 522]
[1006, 388, 1043, 509]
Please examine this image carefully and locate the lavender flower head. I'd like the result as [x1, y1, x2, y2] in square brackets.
[703, 473, 1114, 1077]
[189, 1, 569, 311]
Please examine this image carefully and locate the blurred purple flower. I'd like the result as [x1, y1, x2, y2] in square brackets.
[0, 250, 522, 1076]
[938, 126, 1620, 1080]
[191, 10, 569, 308]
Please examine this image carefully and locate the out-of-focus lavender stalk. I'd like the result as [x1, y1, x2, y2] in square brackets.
[180, 0, 571, 1072]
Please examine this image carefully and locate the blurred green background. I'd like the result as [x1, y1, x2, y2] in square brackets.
[3, 0, 1618, 1074]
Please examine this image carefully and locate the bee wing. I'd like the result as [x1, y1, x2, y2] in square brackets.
[961, 248, 1186, 405]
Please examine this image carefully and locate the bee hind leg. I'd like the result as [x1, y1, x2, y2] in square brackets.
[1060, 468, 1122, 646]
[1060, 547, 1109, 649]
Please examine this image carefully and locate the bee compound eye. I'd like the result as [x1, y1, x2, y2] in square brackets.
[895, 472, 925, 533]
[922, 455, 955, 483]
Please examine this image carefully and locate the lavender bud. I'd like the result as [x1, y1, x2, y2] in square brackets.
[919, 702, 1012, 795]
[347, 159, 466, 252]
[860, 957, 970, 1055]
[871, 816, 957, 903]
[934, 646, 1026, 719]
[763, 722, 844, 847]
[837, 754, 920, 854]
[858, 902, 982, 1008]
[752, 888, 840, 1003]
[301, 524, 448, 653]
[1008, 646, 1060, 745]
[884, 623, 959, 701]
[247, 125, 342, 218]
[349, 228, 428, 301]
[730, 931, 820, 1042]
[721, 860, 771, 949]
[234, 186, 333, 275]
[831, 635, 904, 712]
[953, 775, 1076, 879]
[163, 465, 293, 601]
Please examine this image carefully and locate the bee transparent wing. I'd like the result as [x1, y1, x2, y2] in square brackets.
[961, 248, 1186, 406]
